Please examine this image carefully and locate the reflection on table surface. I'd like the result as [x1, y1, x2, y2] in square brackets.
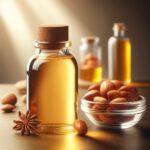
[0, 84, 150, 150]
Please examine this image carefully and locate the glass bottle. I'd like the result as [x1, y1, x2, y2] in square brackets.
[108, 23, 131, 83]
[79, 36, 102, 82]
[27, 25, 78, 134]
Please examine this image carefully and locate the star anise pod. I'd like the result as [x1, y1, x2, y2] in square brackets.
[13, 110, 40, 136]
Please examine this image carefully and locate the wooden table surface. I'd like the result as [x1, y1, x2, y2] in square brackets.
[0, 84, 150, 150]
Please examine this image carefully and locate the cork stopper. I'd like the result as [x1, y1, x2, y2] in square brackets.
[37, 25, 70, 49]
[81, 36, 99, 44]
[113, 23, 126, 31]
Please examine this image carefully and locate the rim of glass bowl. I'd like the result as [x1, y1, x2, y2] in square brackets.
[81, 96, 146, 114]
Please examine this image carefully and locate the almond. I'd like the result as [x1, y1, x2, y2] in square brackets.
[111, 80, 124, 89]
[100, 81, 116, 98]
[99, 114, 122, 124]
[1, 104, 15, 112]
[99, 113, 134, 124]
[93, 96, 108, 102]
[107, 90, 121, 101]
[83, 90, 100, 101]
[109, 98, 128, 110]
[93, 97, 108, 110]
[88, 83, 100, 91]
[74, 120, 88, 135]
[119, 85, 138, 94]
[120, 91, 140, 101]
[110, 97, 128, 103]
[1, 93, 17, 105]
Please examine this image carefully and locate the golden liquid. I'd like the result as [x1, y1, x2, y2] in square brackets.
[80, 66, 102, 82]
[108, 37, 131, 83]
[116, 39, 131, 82]
[27, 52, 78, 134]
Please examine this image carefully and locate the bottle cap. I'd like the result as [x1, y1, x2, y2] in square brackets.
[113, 23, 126, 31]
[81, 36, 100, 45]
[37, 25, 70, 49]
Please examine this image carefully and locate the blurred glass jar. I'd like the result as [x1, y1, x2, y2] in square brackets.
[79, 36, 102, 82]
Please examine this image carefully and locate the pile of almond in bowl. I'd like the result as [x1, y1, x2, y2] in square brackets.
[81, 80, 146, 129]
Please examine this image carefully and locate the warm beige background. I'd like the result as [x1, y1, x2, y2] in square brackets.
[0, 0, 150, 83]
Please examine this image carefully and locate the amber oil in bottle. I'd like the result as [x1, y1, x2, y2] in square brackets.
[79, 36, 102, 82]
[27, 26, 78, 134]
[108, 23, 131, 83]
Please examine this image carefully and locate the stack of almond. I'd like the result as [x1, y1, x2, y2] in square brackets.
[0, 93, 17, 112]
[83, 80, 140, 124]
[80, 53, 99, 69]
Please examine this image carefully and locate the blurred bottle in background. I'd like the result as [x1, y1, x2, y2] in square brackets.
[108, 23, 131, 83]
[79, 36, 102, 82]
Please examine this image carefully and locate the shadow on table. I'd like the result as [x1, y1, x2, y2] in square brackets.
[82, 128, 126, 150]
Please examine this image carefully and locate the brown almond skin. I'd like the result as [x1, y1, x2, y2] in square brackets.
[99, 107, 134, 124]
[99, 113, 134, 124]
[83, 90, 100, 101]
[100, 81, 116, 98]
[119, 85, 138, 94]
[111, 80, 124, 89]
[107, 90, 121, 101]
[1, 93, 17, 105]
[120, 91, 140, 101]
[93, 97, 108, 110]
[110, 97, 127, 103]
[88, 81, 103, 91]
[88, 83, 100, 91]
[109, 98, 128, 110]
[74, 120, 88, 135]
[1, 104, 15, 112]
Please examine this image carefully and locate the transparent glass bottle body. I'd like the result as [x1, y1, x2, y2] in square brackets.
[27, 46, 78, 134]
[108, 30, 131, 83]
[79, 38, 102, 82]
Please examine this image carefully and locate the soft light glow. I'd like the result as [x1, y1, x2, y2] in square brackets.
[25, 0, 92, 56]
[0, 0, 33, 69]
[0, 0, 92, 82]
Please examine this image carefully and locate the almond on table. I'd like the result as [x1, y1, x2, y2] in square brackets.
[1, 104, 15, 112]
[1, 93, 17, 105]
[74, 120, 88, 136]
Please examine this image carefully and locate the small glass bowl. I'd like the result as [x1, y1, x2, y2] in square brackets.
[81, 96, 146, 129]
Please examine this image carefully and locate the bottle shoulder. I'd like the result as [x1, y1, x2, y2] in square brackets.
[108, 36, 131, 46]
[27, 54, 38, 71]
[27, 52, 77, 71]
[109, 36, 130, 41]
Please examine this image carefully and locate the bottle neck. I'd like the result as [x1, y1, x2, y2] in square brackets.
[37, 48, 70, 56]
[34, 40, 71, 50]
[34, 40, 70, 54]
[113, 29, 125, 37]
